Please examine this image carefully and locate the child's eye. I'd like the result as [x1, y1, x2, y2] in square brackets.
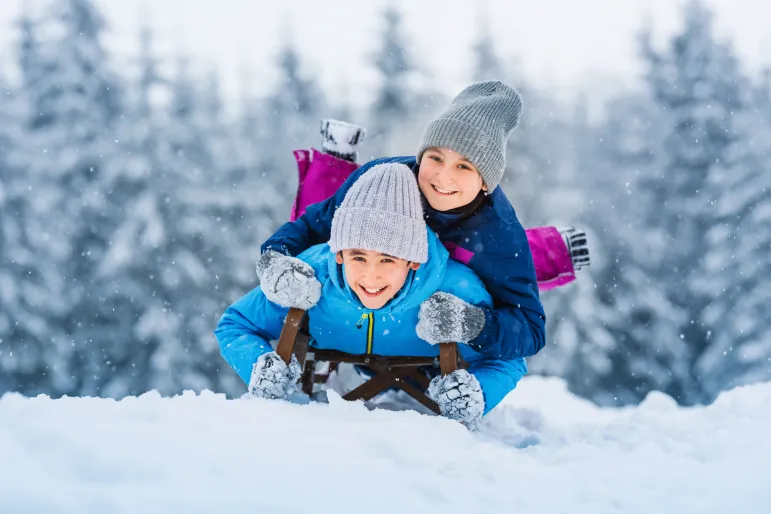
[458, 164, 472, 170]
[381, 258, 394, 264]
[353, 256, 366, 262]
[429, 155, 442, 162]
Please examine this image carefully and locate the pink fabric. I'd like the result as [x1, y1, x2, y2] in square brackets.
[290, 149, 576, 291]
[443, 241, 475, 265]
[291, 149, 359, 222]
[526, 226, 576, 291]
[442, 227, 575, 291]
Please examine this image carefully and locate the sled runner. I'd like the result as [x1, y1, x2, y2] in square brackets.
[276, 308, 461, 414]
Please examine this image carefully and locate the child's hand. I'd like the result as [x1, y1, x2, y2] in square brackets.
[257, 250, 322, 310]
[248, 352, 303, 400]
[416, 292, 486, 345]
[428, 369, 485, 428]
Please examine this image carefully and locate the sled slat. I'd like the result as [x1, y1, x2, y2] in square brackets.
[276, 308, 306, 364]
[439, 343, 459, 376]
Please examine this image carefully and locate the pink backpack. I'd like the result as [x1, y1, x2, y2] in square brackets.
[290, 148, 575, 291]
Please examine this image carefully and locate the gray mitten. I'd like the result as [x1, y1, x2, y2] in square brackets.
[248, 352, 303, 400]
[416, 292, 486, 345]
[257, 250, 322, 310]
[428, 369, 485, 427]
[559, 227, 590, 270]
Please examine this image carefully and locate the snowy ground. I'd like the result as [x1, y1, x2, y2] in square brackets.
[1, 376, 769, 514]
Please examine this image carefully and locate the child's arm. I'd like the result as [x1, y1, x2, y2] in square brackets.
[260, 156, 409, 257]
[214, 286, 289, 384]
[465, 357, 527, 415]
[428, 264, 527, 418]
[469, 221, 547, 360]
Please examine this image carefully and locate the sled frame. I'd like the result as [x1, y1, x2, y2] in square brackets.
[276, 308, 461, 414]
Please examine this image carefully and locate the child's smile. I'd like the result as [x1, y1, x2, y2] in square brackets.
[358, 284, 388, 298]
[431, 184, 458, 196]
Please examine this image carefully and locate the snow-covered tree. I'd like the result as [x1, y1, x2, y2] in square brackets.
[369, 6, 415, 156]
[472, 11, 505, 83]
[540, 91, 690, 405]
[640, 0, 751, 403]
[696, 69, 771, 396]
[263, 40, 324, 195]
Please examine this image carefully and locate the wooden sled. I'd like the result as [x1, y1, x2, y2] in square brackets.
[275, 308, 462, 414]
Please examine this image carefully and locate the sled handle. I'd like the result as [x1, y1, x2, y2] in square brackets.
[276, 308, 306, 364]
[439, 343, 459, 376]
[279, 308, 459, 376]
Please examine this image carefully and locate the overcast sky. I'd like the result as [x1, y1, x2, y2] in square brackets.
[1, 0, 769, 106]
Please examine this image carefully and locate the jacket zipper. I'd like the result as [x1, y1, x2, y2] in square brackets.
[356, 312, 375, 354]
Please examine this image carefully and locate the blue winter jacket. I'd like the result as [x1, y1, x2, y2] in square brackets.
[261, 156, 546, 359]
[217, 229, 527, 415]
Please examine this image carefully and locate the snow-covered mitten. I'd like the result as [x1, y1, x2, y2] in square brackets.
[428, 369, 485, 427]
[248, 352, 303, 400]
[257, 250, 322, 310]
[416, 292, 486, 345]
[320, 119, 367, 162]
[559, 227, 590, 270]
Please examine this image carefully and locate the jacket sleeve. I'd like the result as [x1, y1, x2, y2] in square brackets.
[468, 222, 547, 360]
[444, 261, 529, 414]
[466, 357, 528, 415]
[260, 158, 394, 257]
[526, 226, 576, 291]
[214, 286, 290, 384]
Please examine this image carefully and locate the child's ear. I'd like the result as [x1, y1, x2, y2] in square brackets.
[335, 252, 344, 264]
[409, 262, 421, 271]
[481, 182, 488, 192]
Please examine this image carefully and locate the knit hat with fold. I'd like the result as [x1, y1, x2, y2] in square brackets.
[329, 162, 428, 263]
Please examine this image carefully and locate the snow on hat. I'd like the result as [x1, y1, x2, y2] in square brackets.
[329, 162, 428, 263]
[416, 80, 523, 192]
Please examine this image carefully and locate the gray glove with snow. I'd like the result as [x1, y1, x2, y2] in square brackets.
[248, 351, 303, 400]
[257, 250, 322, 310]
[416, 292, 486, 345]
[428, 369, 485, 427]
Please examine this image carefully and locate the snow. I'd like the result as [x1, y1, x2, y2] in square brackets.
[1, 376, 769, 514]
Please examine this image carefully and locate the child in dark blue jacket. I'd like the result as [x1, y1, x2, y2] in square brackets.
[217, 163, 527, 426]
[257, 81, 545, 360]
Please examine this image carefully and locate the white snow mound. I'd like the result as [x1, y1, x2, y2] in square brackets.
[1, 376, 769, 514]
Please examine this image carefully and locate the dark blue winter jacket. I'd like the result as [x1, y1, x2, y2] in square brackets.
[262, 156, 546, 359]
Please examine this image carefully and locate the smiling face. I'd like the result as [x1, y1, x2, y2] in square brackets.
[418, 147, 488, 211]
[336, 250, 421, 310]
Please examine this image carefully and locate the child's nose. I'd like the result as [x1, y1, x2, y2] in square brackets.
[435, 163, 455, 183]
[364, 264, 382, 279]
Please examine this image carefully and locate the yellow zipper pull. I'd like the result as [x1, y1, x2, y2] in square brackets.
[356, 313, 368, 329]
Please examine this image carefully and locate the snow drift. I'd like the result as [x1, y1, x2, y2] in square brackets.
[1, 376, 769, 514]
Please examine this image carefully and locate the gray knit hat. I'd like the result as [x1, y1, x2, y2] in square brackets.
[417, 81, 523, 192]
[329, 162, 428, 263]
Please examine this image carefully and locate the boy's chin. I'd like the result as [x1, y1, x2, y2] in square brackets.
[425, 197, 463, 211]
[354, 292, 394, 310]
[358, 298, 390, 310]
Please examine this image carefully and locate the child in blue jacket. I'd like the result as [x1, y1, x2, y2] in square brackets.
[257, 81, 546, 361]
[215, 163, 526, 426]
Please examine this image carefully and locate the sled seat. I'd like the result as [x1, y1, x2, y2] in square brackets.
[275, 308, 463, 414]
